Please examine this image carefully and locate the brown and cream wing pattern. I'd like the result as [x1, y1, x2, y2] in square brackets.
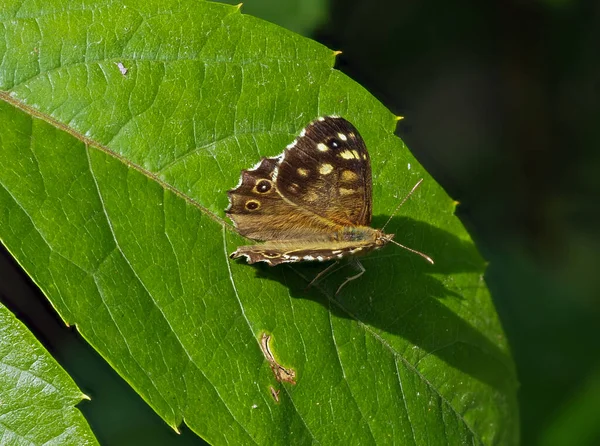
[274, 117, 373, 227]
[225, 157, 342, 241]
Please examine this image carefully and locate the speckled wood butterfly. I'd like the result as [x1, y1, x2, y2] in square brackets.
[226, 116, 433, 293]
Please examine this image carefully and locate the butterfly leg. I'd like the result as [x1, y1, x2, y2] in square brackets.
[306, 261, 342, 290]
[335, 259, 366, 296]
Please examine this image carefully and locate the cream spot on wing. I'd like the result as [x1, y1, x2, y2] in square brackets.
[337, 133, 348, 141]
[318, 116, 325, 121]
[352, 150, 360, 159]
[286, 140, 297, 149]
[317, 143, 328, 152]
[341, 170, 358, 182]
[339, 150, 355, 159]
[348, 132, 356, 139]
[305, 191, 319, 202]
[317, 256, 324, 261]
[339, 187, 356, 195]
[332, 250, 342, 254]
[303, 255, 315, 261]
[297, 167, 309, 177]
[319, 163, 334, 175]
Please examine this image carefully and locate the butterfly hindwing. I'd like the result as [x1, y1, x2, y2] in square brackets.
[230, 239, 381, 265]
[225, 157, 341, 241]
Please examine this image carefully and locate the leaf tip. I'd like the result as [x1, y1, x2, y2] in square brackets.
[395, 115, 404, 121]
[235, 2, 243, 11]
[333, 50, 343, 57]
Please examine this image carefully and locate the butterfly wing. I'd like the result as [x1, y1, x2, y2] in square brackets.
[230, 234, 384, 265]
[226, 157, 342, 241]
[226, 116, 372, 241]
[275, 117, 373, 226]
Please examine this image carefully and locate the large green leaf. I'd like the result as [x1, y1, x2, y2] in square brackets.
[0, 303, 98, 445]
[0, 0, 518, 444]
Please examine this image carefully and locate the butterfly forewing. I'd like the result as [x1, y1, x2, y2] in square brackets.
[275, 117, 372, 227]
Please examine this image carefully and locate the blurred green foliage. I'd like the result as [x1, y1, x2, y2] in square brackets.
[217, 0, 328, 35]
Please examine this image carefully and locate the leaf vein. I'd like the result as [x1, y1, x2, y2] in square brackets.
[327, 307, 376, 444]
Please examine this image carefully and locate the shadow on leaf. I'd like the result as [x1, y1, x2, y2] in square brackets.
[240, 216, 516, 394]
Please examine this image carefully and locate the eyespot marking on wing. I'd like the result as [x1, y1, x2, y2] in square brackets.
[254, 179, 272, 193]
[245, 200, 261, 210]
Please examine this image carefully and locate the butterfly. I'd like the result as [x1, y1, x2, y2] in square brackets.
[225, 116, 433, 294]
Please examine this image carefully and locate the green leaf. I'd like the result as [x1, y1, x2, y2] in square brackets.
[0, 303, 98, 445]
[0, 0, 519, 444]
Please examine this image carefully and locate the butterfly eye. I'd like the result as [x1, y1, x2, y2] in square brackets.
[255, 180, 272, 193]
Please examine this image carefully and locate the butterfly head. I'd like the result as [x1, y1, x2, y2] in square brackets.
[375, 230, 395, 247]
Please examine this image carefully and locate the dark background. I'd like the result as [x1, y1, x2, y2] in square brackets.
[1, 0, 599, 444]
[314, 0, 600, 444]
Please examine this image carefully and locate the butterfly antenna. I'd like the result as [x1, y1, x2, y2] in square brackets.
[381, 178, 424, 231]
[388, 239, 434, 264]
